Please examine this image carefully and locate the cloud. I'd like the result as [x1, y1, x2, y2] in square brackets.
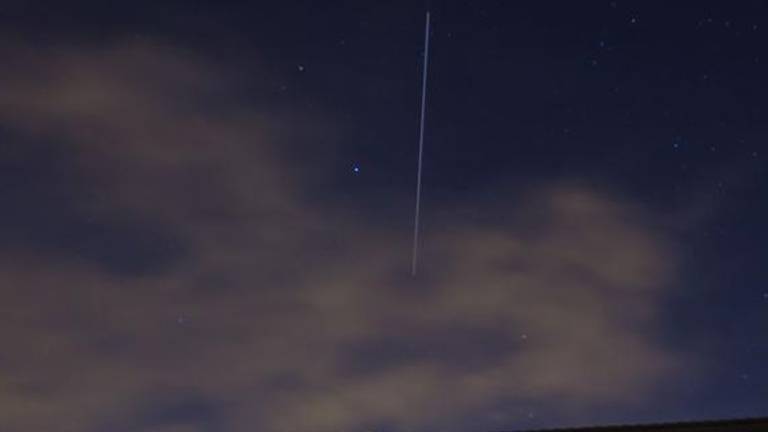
[0, 42, 686, 432]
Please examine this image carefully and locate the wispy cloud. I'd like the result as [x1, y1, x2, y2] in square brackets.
[0, 42, 688, 432]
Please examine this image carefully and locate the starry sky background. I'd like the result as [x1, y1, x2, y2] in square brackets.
[1, 1, 767, 431]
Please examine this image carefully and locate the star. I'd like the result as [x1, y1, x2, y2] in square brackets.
[352, 166, 360, 173]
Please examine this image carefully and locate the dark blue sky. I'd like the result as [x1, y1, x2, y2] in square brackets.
[1, 1, 767, 431]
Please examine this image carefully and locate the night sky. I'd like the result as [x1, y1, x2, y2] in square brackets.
[1, 1, 767, 431]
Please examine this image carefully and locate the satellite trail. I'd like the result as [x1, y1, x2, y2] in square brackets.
[412, 11, 431, 276]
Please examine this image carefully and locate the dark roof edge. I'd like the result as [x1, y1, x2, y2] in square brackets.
[506, 416, 768, 432]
